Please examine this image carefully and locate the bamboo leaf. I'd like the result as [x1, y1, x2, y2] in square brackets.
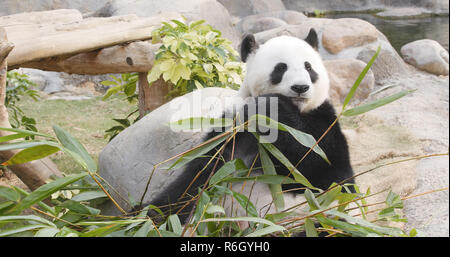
[168, 117, 233, 131]
[0, 127, 53, 139]
[342, 45, 381, 110]
[304, 189, 321, 211]
[5, 173, 88, 215]
[0, 215, 56, 227]
[71, 191, 107, 202]
[221, 175, 297, 185]
[259, 141, 319, 191]
[245, 224, 286, 237]
[134, 220, 154, 237]
[304, 218, 318, 237]
[206, 204, 225, 215]
[0, 140, 59, 152]
[259, 145, 284, 210]
[200, 216, 283, 228]
[232, 191, 258, 217]
[250, 115, 330, 164]
[168, 214, 182, 235]
[209, 159, 247, 186]
[168, 133, 228, 170]
[0, 133, 29, 143]
[325, 209, 404, 236]
[2, 144, 60, 166]
[343, 90, 413, 117]
[0, 186, 21, 202]
[0, 224, 50, 237]
[82, 224, 122, 237]
[35, 227, 60, 237]
[12, 186, 56, 216]
[53, 125, 97, 173]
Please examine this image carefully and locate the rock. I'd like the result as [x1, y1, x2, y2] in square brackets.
[20, 68, 65, 94]
[375, 7, 432, 18]
[238, 17, 287, 35]
[363, 73, 449, 236]
[236, 10, 307, 35]
[98, 87, 238, 214]
[344, 114, 423, 230]
[94, 0, 241, 49]
[400, 39, 449, 76]
[19, 68, 112, 95]
[357, 46, 409, 82]
[324, 59, 375, 105]
[0, 0, 109, 16]
[254, 18, 332, 45]
[217, 0, 285, 17]
[266, 10, 308, 25]
[322, 18, 379, 55]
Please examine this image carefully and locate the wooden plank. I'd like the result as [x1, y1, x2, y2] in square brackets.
[3, 11, 181, 67]
[14, 41, 161, 74]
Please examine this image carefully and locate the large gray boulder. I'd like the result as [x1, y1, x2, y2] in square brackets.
[325, 59, 375, 105]
[235, 10, 307, 35]
[94, 0, 241, 48]
[218, 0, 286, 17]
[98, 88, 238, 214]
[0, 0, 109, 16]
[400, 39, 449, 76]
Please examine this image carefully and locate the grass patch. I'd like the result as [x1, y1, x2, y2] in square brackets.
[10, 94, 138, 174]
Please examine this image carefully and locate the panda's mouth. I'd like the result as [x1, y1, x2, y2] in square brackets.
[292, 96, 310, 102]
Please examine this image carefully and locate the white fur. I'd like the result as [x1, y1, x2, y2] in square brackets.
[238, 36, 330, 113]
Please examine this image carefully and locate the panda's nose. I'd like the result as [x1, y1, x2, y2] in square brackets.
[291, 85, 310, 94]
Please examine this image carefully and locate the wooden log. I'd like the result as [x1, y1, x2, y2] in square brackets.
[0, 28, 62, 191]
[14, 41, 161, 75]
[3, 12, 182, 67]
[138, 73, 171, 118]
[0, 41, 14, 64]
[0, 9, 83, 27]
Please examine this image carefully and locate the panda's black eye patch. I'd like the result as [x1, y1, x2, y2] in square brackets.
[270, 62, 288, 85]
[305, 62, 312, 71]
[305, 61, 318, 83]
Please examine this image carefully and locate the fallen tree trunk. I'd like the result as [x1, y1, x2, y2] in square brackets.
[17, 41, 161, 75]
[2, 11, 182, 67]
[0, 28, 62, 191]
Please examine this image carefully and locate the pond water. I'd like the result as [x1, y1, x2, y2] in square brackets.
[325, 13, 449, 53]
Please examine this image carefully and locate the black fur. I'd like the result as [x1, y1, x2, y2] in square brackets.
[144, 94, 355, 223]
[270, 62, 288, 85]
[305, 28, 319, 50]
[305, 61, 319, 83]
[240, 34, 258, 62]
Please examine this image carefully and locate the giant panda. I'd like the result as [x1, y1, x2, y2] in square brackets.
[141, 28, 355, 227]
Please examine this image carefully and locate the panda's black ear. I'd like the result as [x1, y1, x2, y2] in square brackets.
[240, 34, 258, 62]
[305, 28, 319, 50]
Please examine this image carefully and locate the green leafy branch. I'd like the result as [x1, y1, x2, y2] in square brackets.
[148, 19, 245, 97]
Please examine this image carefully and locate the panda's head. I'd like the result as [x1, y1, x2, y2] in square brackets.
[239, 29, 330, 113]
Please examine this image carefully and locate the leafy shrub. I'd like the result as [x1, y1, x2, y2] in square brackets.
[101, 73, 139, 103]
[148, 19, 245, 97]
[5, 71, 40, 139]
